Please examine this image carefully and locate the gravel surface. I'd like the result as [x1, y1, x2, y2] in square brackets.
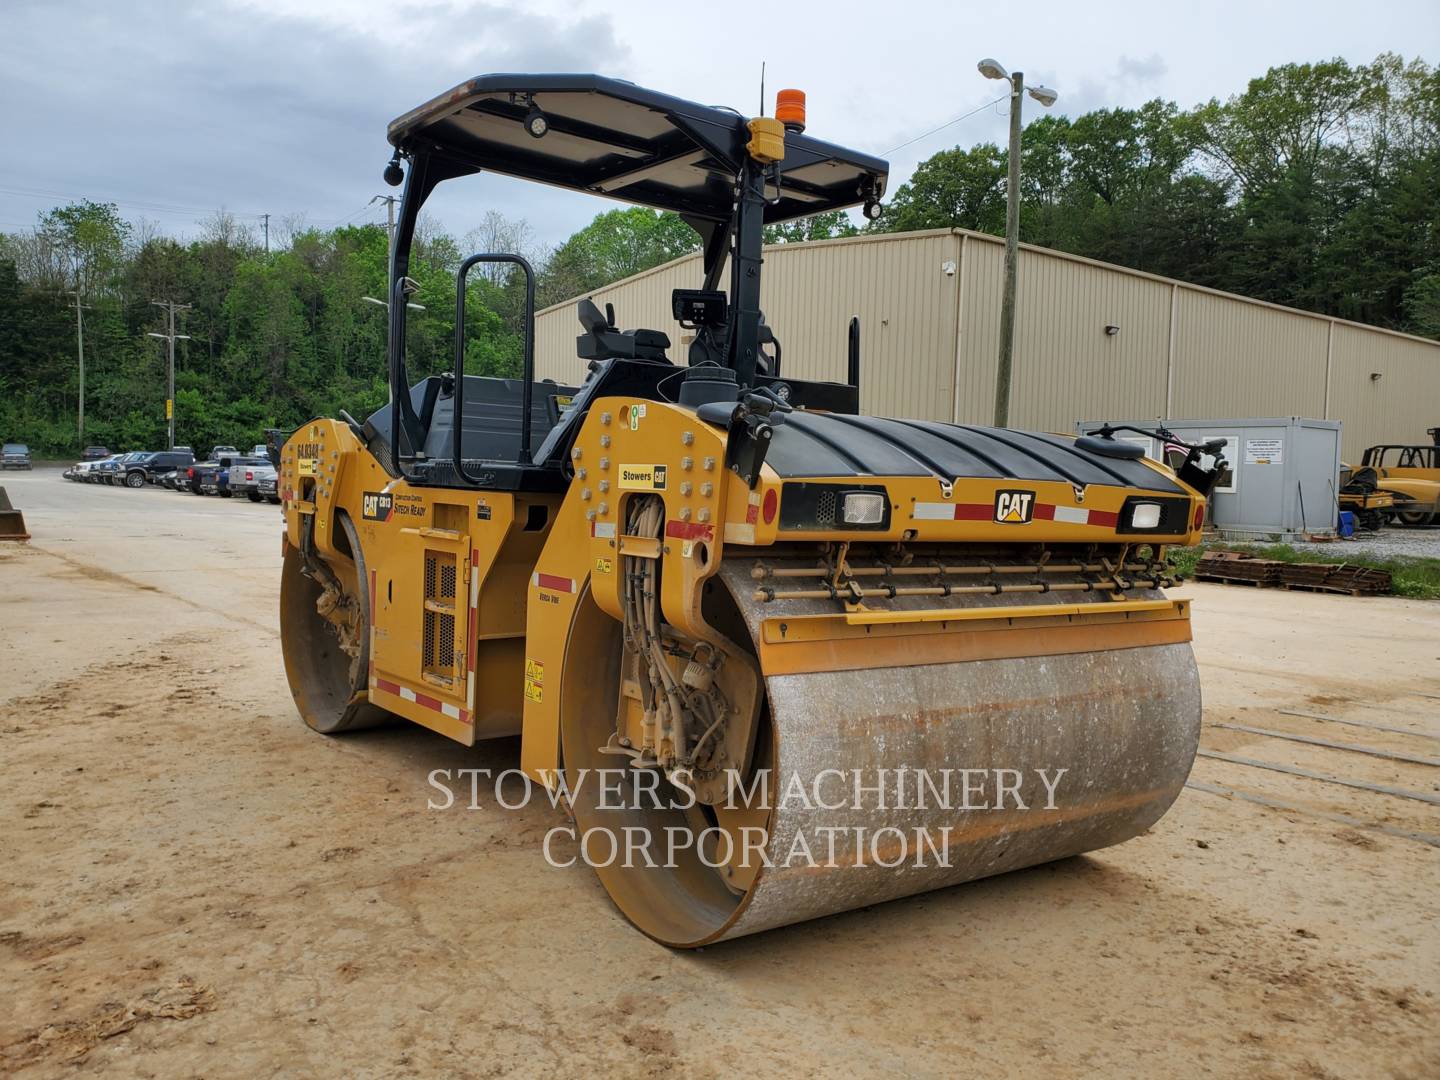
[1288, 525, 1440, 561]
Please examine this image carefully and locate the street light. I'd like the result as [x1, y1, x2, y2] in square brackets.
[978, 58, 1058, 427]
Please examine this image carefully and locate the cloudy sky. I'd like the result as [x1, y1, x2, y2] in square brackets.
[2, 0, 1435, 248]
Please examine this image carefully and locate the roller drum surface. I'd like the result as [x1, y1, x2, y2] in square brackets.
[568, 559, 1202, 947]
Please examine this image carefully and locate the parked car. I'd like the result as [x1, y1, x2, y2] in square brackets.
[257, 472, 281, 504]
[121, 449, 195, 487]
[84, 454, 123, 482]
[196, 459, 235, 496]
[189, 461, 217, 494]
[2, 442, 32, 470]
[160, 468, 193, 491]
[97, 451, 144, 485]
[230, 457, 276, 501]
[81, 446, 111, 461]
[210, 445, 239, 460]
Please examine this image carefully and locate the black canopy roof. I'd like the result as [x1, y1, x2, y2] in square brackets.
[388, 74, 888, 224]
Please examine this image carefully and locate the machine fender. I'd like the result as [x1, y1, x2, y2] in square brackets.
[520, 486, 601, 783]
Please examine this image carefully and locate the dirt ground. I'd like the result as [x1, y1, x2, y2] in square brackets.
[1, 467, 1436, 1079]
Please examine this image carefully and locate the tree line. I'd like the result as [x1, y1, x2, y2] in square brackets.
[0, 53, 1434, 456]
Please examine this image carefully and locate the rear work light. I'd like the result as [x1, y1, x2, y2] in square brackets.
[843, 492, 886, 525]
[1129, 502, 1163, 530]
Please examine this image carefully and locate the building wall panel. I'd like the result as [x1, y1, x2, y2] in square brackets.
[1329, 323, 1440, 459]
[1171, 288, 1328, 420]
[534, 227, 1440, 462]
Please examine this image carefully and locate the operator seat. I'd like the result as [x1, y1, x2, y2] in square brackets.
[575, 298, 671, 362]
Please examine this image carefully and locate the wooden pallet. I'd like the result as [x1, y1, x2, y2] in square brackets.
[1192, 552, 1390, 596]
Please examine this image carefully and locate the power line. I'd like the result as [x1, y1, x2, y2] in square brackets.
[882, 95, 1008, 156]
[0, 181, 378, 231]
[0, 183, 265, 218]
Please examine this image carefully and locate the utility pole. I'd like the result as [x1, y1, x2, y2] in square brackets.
[148, 300, 192, 449]
[261, 212, 270, 253]
[978, 59, 1058, 427]
[371, 194, 397, 262]
[994, 70, 1024, 429]
[66, 290, 89, 447]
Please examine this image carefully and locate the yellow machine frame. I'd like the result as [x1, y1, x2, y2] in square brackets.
[281, 403, 1205, 777]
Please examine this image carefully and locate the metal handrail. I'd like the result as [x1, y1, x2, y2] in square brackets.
[453, 253, 537, 483]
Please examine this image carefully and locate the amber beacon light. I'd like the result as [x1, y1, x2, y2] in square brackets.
[776, 88, 806, 132]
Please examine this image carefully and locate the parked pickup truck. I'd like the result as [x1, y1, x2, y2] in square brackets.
[121, 449, 195, 488]
[95, 453, 142, 484]
[194, 460, 228, 495]
[230, 458, 277, 502]
[2, 442, 32, 470]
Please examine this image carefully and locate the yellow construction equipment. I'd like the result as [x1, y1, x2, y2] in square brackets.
[1358, 439, 1440, 526]
[1338, 464, 1394, 531]
[278, 76, 1227, 947]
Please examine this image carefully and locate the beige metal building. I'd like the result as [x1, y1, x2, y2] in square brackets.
[534, 227, 1440, 460]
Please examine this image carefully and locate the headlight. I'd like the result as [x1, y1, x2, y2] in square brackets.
[1129, 502, 1163, 530]
[842, 492, 886, 525]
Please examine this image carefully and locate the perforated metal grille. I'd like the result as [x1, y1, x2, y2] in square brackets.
[423, 555, 438, 667]
[437, 613, 455, 669]
[816, 490, 837, 527]
[422, 551, 457, 678]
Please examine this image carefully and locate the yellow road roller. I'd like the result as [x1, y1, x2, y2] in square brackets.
[278, 75, 1227, 947]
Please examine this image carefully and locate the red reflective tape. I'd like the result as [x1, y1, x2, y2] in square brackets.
[745, 504, 759, 524]
[1033, 503, 1056, 521]
[664, 520, 714, 541]
[413, 690, 443, 712]
[536, 572, 574, 593]
[954, 503, 991, 520]
[375, 677, 401, 697]
[1088, 509, 1119, 527]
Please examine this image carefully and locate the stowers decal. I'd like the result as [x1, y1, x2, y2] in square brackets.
[993, 489, 1036, 524]
[618, 464, 668, 491]
[362, 491, 395, 522]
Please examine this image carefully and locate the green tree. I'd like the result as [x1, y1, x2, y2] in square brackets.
[538, 208, 699, 306]
[39, 200, 131, 295]
[871, 144, 1006, 234]
[764, 210, 859, 244]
